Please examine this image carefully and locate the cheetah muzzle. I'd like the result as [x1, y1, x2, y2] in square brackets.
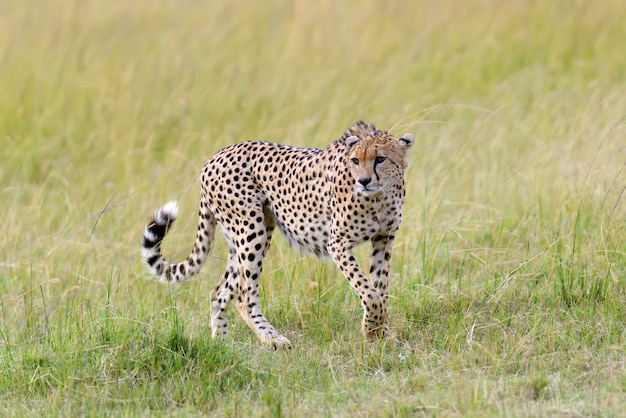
[141, 121, 414, 349]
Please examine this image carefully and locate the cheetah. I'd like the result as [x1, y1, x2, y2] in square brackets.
[141, 121, 414, 349]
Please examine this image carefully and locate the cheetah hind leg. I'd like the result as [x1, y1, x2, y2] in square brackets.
[210, 247, 237, 339]
[234, 253, 292, 349]
[233, 221, 291, 349]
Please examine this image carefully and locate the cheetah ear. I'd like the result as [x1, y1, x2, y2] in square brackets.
[398, 133, 414, 147]
[345, 135, 361, 148]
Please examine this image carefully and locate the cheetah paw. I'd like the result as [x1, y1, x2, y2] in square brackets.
[362, 320, 388, 342]
[261, 334, 292, 350]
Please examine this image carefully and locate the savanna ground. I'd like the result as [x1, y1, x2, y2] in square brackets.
[1, 0, 626, 416]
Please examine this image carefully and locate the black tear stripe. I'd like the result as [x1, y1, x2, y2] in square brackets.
[373, 165, 381, 182]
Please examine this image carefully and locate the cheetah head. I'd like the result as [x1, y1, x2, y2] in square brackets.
[346, 132, 414, 197]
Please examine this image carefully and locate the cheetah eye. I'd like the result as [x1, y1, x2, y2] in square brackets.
[375, 156, 386, 164]
[351, 158, 359, 165]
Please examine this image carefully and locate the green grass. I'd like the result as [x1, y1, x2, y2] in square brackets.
[1, 0, 626, 416]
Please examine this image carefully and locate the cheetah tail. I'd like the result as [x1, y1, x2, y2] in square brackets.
[141, 199, 216, 283]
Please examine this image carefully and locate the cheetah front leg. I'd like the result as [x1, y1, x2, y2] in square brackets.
[369, 234, 395, 338]
[327, 240, 386, 341]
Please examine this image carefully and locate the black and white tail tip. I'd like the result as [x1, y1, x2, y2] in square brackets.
[141, 201, 178, 265]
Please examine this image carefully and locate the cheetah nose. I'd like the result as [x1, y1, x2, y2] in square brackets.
[358, 178, 371, 187]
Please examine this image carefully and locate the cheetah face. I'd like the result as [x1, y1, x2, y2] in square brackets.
[346, 133, 414, 197]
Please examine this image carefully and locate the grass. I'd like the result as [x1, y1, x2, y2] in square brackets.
[1, 0, 626, 415]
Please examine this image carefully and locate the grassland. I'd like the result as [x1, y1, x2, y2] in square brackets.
[1, 0, 625, 416]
